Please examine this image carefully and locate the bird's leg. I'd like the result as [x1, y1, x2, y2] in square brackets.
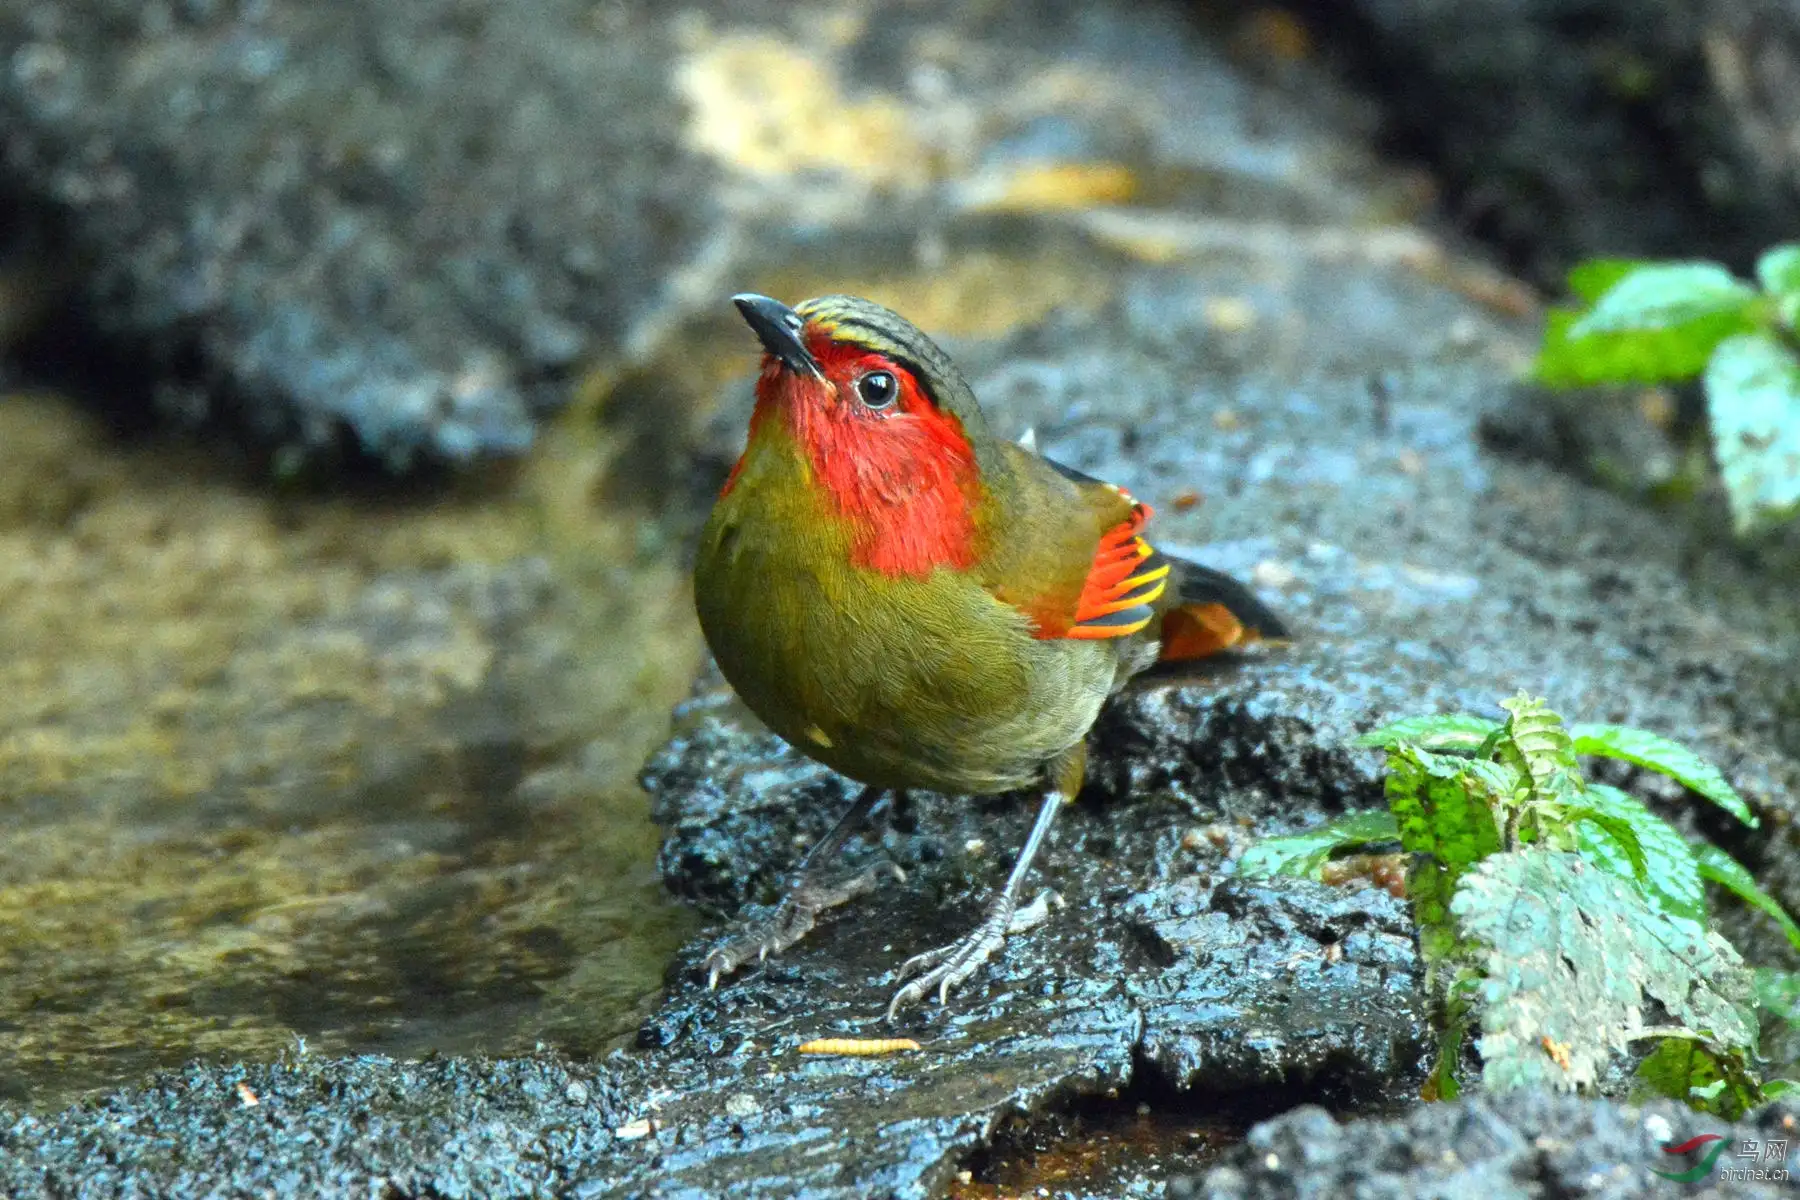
[705, 784, 901, 988]
[886, 744, 1084, 1020]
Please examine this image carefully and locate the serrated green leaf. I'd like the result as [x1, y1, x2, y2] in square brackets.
[1583, 784, 1707, 923]
[1452, 849, 1755, 1094]
[1755, 243, 1800, 301]
[1753, 967, 1800, 1023]
[1569, 724, 1758, 827]
[1568, 258, 1657, 303]
[1386, 745, 1501, 978]
[1419, 773, 1502, 870]
[1500, 694, 1577, 805]
[1695, 844, 1800, 953]
[1761, 1078, 1800, 1101]
[1571, 805, 1649, 882]
[1235, 810, 1400, 881]
[1574, 263, 1758, 336]
[1704, 331, 1800, 537]
[1356, 713, 1500, 752]
[1535, 263, 1763, 387]
[1460, 758, 1525, 804]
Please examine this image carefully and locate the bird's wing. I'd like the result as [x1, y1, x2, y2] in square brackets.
[1057, 482, 1173, 640]
[980, 447, 1172, 641]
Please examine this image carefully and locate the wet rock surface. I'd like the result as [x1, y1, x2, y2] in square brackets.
[0, 0, 1393, 465]
[632, 682, 1427, 1193]
[1, 0, 709, 463]
[1174, 1090, 1800, 1199]
[0, 867, 1422, 1199]
[1, 1054, 636, 1199]
[1296, 0, 1800, 280]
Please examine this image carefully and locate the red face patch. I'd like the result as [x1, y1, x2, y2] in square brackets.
[751, 330, 980, 578]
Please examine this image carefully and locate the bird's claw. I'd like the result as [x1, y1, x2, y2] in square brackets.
[702, 860, 904, 989]
[886, 916, 1009, 1020]
[885, 889, 1065, 1018]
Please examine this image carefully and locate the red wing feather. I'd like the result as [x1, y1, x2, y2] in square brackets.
[1060, 499, 1172, 640]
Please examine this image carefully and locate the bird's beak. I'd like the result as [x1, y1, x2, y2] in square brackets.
[732, 293, 824, 379]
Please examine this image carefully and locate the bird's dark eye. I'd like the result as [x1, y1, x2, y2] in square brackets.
[855, 371, 898, 410]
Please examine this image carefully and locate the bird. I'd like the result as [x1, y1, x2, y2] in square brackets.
[693, 292, 1287, 1019]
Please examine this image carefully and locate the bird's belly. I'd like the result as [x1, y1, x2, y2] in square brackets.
[696, 533, 1113, 795]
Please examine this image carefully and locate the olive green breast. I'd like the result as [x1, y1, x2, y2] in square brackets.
[693, 443, 1119, 795]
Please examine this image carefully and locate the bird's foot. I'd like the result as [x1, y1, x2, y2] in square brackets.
[886, 888, 1061, 1019]
[886, 919, 1005, 1020]
[704, 861, 904, 989]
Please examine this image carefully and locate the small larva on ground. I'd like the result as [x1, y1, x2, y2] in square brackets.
[795, 1037, 922, 1056]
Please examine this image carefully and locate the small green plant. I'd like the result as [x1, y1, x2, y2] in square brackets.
[1533, 246, 1800, 536]
[1237, 695, 1800, 1114]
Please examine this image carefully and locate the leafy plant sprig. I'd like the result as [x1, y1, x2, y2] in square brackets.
[1533, 246, 1800, 536]
[1237, 695, 1797, 1115]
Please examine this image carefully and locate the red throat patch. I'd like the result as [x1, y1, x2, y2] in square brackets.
[754, 336, 980, 578]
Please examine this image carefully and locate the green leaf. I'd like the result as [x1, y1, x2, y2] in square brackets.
[1426, 973, 1480, 1102]
[1452, 848, 1755, 1094]
[1582, 785, 1707, 924]
[1574, 263, 1758, 337]
[1755, 243, 1800, 303]
[1535, 263, 1762, 386]
[1569, 804, 1648, 882]
[1753, 967, 1800, 1023]
[1704, 331, 1800, 537]
[1499, 694, 1577, 804]
[1385, 746, 1501, 976]
[1235, 810, 1400, 881]
[1388, 747, 1503, 870]
[1568, 258, 1657, 303]
[1535, 308, 1704, 386]
[1761, 1078, 1800, 1101]
[1693, 843, 1800, 952]
[1568, 723, 1758, 827]
[1460, 758, 1526, 805]
[1356, 713, 1500, 752]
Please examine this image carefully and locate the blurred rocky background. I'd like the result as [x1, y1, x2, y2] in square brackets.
[2, 0, 1798, 1196]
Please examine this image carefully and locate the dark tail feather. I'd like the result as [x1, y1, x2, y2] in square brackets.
[1157, 557, 1289, 662]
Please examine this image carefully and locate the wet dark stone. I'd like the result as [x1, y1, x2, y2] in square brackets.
[631, 662, 1430, 1192]
[1168, 1090, 1800, 1199]
[0, 865, 1423, 1196]
[0, 0, 709, 464]
[1289, 0, 1800, 281]
[0, 1054, 631, 1197]
[0, 0, 1393, 469]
